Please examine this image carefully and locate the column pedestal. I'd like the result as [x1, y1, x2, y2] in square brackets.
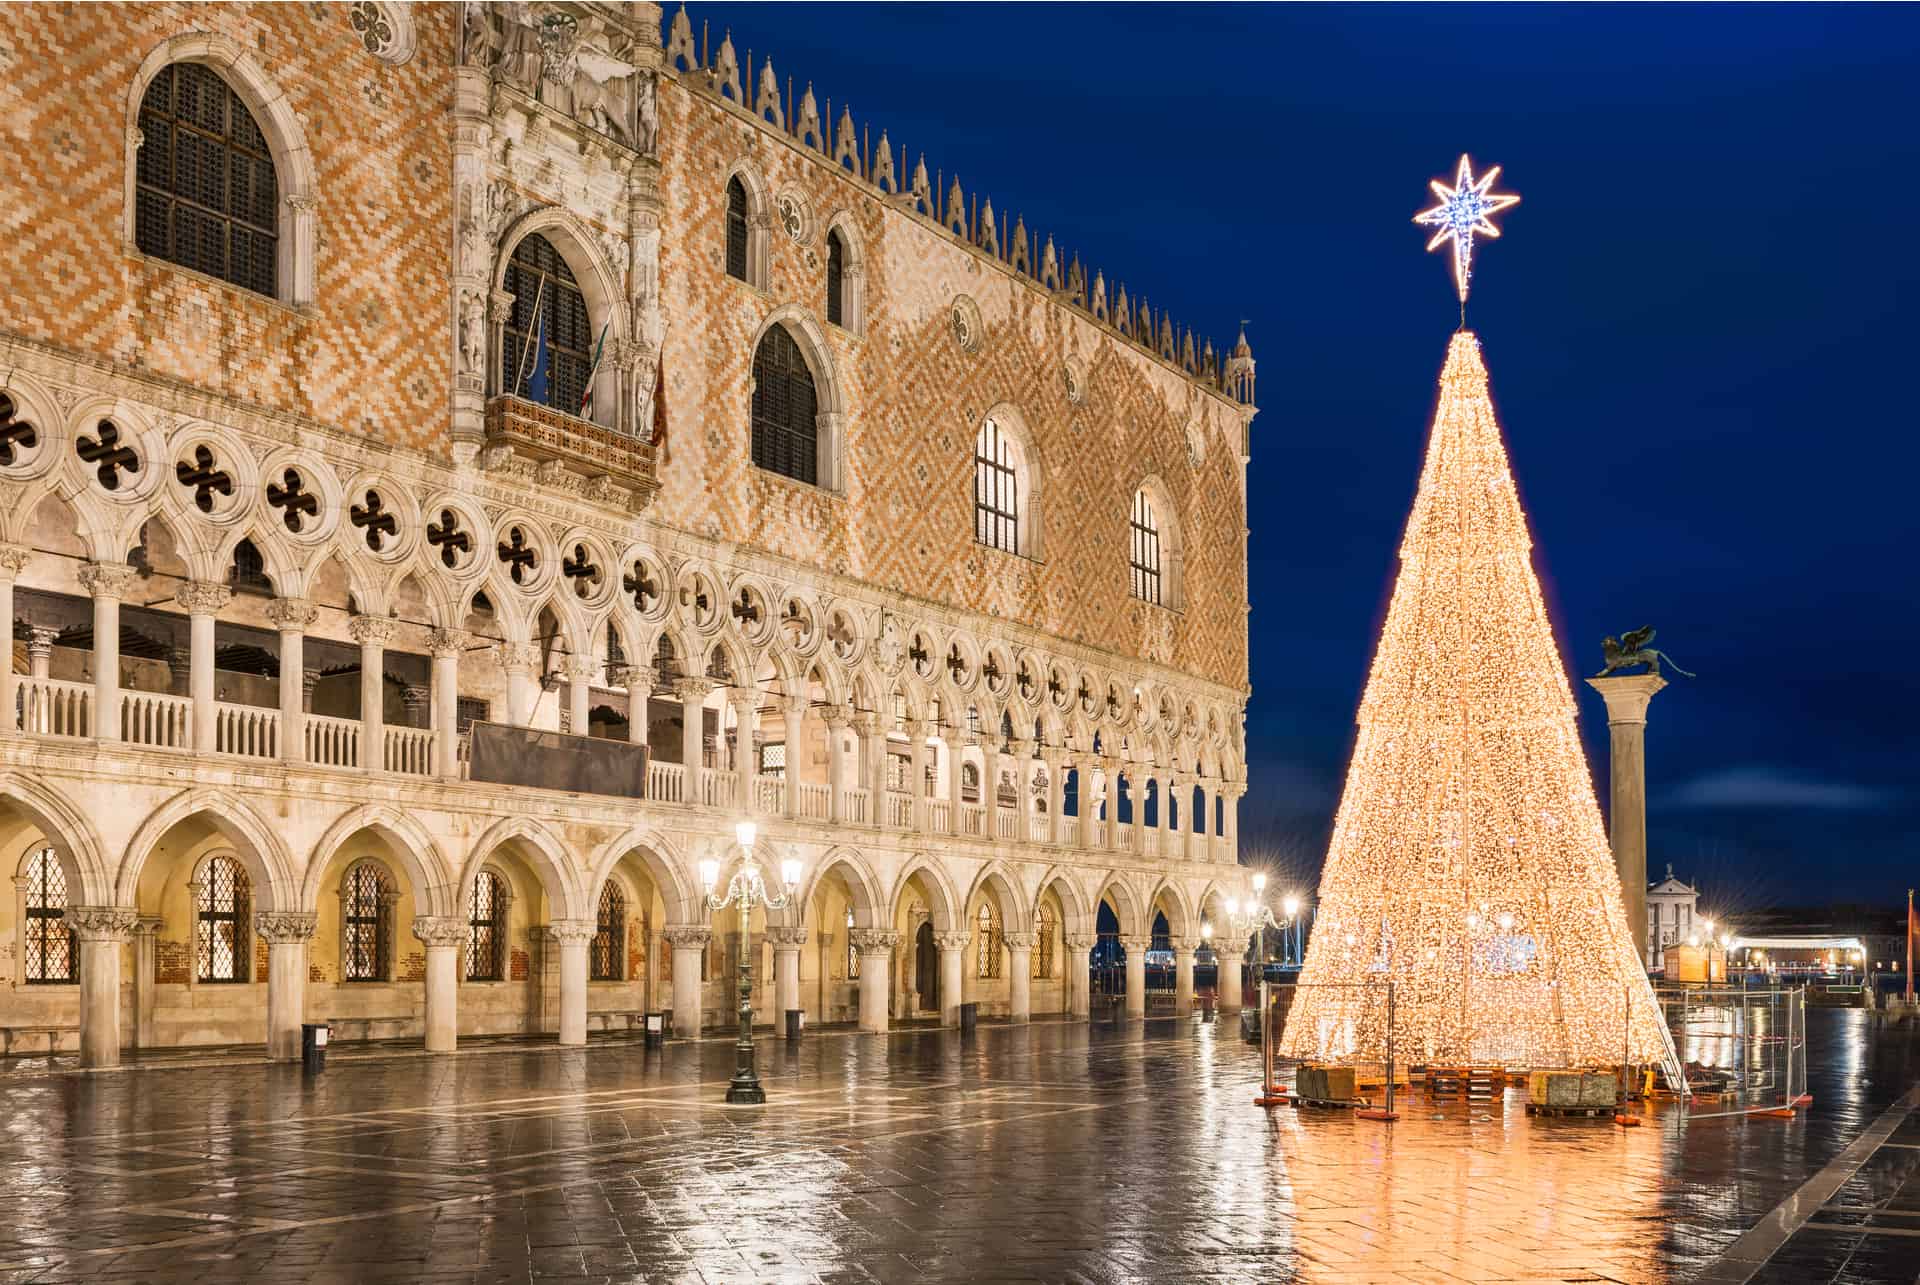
[412, 916, 467, 1052]
[256, 911, 318, 1060]
[1586, 674, 1668, 968]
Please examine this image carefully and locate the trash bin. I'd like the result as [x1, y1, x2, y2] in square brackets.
[658, 1009, 674, 1039]
[643, 1013, 665, 1051]
[1240, 1008, 1262, 1043]
[785, 1009, 803, 1041]
[1199, 994, 1216, 1021]
[301, 1021, 329, 1072]
[958, 1002, 978, 1034]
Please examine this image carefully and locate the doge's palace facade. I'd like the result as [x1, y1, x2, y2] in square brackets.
[0, 1, 1257, 1066]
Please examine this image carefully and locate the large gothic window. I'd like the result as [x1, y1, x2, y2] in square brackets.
[1130, 489, 1163, 606]
[196, 855, 251, 983]
[135, 62, 278, 297]
[751, 325, 819, 485]
[341, 862, 392, 983]
[502, 234, 595, 416]
[826, 228, 846, 326]
[974, 419, 1019, 555]
[725, 177, 749, 281]
[467, 871, 506, 981]
[976, 903, 1001, 980]
[22, 848, 74, 985]
[592, 881, 625, 982]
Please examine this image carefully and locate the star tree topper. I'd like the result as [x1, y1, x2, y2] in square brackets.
[1413, 154, 1520, 302]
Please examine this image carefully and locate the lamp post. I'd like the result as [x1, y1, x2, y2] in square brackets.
[700, 820, 801, 1105]
[1219, 874, 1303, 1108]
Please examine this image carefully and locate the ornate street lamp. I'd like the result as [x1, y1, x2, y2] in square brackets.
[1219, 873, 1304, 1108]
[700, 820, 801, 1105]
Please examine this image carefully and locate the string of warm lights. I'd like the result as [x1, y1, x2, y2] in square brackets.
[1278, 332, 1680, 1074]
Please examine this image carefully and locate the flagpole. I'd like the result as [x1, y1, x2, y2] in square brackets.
[514, 276, 546, 395]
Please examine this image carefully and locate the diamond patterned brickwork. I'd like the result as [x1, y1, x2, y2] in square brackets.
[653, 80, 1251, 692]
[0, 3, 455, 454]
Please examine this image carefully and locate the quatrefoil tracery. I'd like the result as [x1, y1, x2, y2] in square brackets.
[265, 468, 319, 533]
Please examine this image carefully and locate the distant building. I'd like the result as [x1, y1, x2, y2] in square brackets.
[1647, 866, 1699, 971]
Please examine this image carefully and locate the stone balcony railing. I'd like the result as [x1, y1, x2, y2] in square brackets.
[6, 675, 1241, 866]
[483, 394, 660, 512]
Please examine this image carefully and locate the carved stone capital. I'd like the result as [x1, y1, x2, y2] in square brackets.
[546, 917, 596, 945]
[176, 580, 233, 615]
[563, 653, 599, 681]
[1003, 932, 1037, 952]
[348, 614, 399, 647]
[727, 688, 759, 714]
[933, 931, 974, 953]
[254, 910, 319, 944]
[411, 915, 469, 947]
[1171, 937, 1202, 956]
[673, 676, 714, 703]
[1118, 935, 1152, 952]
[848, 928, 900, 956]
[428, 627, 471, 658]
[498, 641, 542, 672]
[609, 664, 656, 693]
[0, 545, 30, 578]
[66, 906, 140, 943]
[26, 625, 58, 658]
[662, 924, 713, 949]
[767, 926, 808, 950]
[265, 597, 320, 632]
[1064, 934, 1098, 952]
[76, 561, 138, 601]
[824, 704, 854, 731]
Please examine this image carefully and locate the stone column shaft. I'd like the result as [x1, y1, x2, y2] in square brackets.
[1215, 949, 1245, 1012]
[935, 932, 969, 1028]
[1121, 936, 1148, 1017]
[674, 678, 711, 800]
[267, 598, 318, 762]
[257, 911, 318, 1060]
[79, 563, 136, 743]
[1066, 935, 1095, 1018]
[350, 615, 395, 772]
[665, 925, 710, 1035]
[1586, 674, 1668, 967]
[1174, 942, 1196, 1015]
[552, 919, 593, 1046]
[413, 916, 467, 1052]
[132, 916, 161, 1048]
[1006, 933, 1034, 1023]
[69, 907, 137, 1067]
[732, 691, 757, 809]
[429, 630, 465, 779]
[178, 582, 229, 754]
[770, 927, 806, 1023]
[826, 710, 852, 823]
[851, 930, 898, 1033]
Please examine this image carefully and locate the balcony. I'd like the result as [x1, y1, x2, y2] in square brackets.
[483, 395, 659, 512]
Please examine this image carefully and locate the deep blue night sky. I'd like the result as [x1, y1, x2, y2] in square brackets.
[703, 4, 1920, 908]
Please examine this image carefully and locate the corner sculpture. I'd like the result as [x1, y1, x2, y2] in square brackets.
[1595, 626, 1695, 679]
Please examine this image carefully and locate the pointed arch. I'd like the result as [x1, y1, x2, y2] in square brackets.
[586, 826, 698, 926]
[822, 209, 865, 334]
[1147, 878, 1194, 939]
[0, 773, 113, 906]
[1094, 872, 1146, 939]
[722, 159, 772, 288]
[890, 851, 961, 932]
[751, 304, 847, 492]
[787, 843, 884, 930]
[493, 208, 629, 424]
[117, 788, 296, 912]
[1034, 864, 1093, 940]
[964, 860, 1031, 935]
[460, 814, 584, 920]
[303, 803, 455, 917]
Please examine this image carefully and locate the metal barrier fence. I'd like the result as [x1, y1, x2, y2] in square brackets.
[1262, 980, 1401, 1119]
[1654, 983, 1809, 1120]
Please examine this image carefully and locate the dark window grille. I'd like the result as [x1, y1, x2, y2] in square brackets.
[1033, 907, 1056, 979]
[825, 229, 845, 326]
[135, 62, 278, 297]
[725, 177, 749, 281]
[500, 234, 594, 416]
[591, 882, 624, 981]
[467, 871, 504, 981]
[977, 904, 1001, 979]
[1130, 490, 1162, 606]
[975, 419, 1019, 554]
[23, 848, 75, 984]
[342, 862, 391, 982]
[961, 762, 980, 805]
[750, 326, 818, 485]
[196, 855, 250, 983]
[455, 697, 488, 733]
[229, 537, 272, 594]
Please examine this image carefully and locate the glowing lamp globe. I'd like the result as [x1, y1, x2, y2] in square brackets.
[699, 858, 719, 893]
[735, 820, 757, 849]
[1283, 895, 1301, 919]
[1252, 873, 1268, 895]
[780, 858, 802, 890]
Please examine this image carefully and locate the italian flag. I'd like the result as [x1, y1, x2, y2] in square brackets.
[579, 322, 609, 417]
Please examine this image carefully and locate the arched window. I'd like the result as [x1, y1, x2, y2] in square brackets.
[961, 761, 980, 805]
[502, 234, 595, 416]
[467, 871, 506, 981]
[196, 854, 250, 983]
[1033, 905, 1056, 979]
[975, 419, 1019, 555]
[826, 228, 846, 327]
[22, 848, 74, 984]
[725, 176, 749, 281]
[1130, 489, 1163, 606]
[135, 62, 278, 297]
[751, 325, 819, 485]
[592, 881, 625, 982]
[341, 861, 392, 983]
[976, 903, 1001, 979]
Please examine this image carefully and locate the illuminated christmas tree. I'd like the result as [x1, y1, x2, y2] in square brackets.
[1279, 159, 1680, 1076]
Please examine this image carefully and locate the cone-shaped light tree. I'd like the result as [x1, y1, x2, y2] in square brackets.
[1278, 332, 1680, 1074]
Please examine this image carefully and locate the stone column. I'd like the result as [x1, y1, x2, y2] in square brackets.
[730, 689, 758, 809]
[559, 654, 590, 737]
[1173, 938, 1197, 1015]
[1105, 760, 1126, 852]
[1222, 782, 1244, 866]
[948, 727, 969, 836]
[781, 696, 806, 819]
[905, 719, 933, 829]
[1215, 947, 1245, 1012]
[1586, 674, 1668, 967]
[851, 929, 898, 1032]
[935, 931, 970, 1027]
[551, 918, 594, 1046]
[78, 562, 136, 743]
[412, 916, 467, 1052]
[825, 706, 852, 823]
[256, 910, 318, 1060]
[131, 915, 162, 1048]
[1182, 776, 1204, 862]
[349, 614, 396, 772]
[499, 642, 541, 727]
[1065, 934, 1095, 1018]
[1121, 935, 1148, 1017]
[22, 625, 54, 733]
[613, 664, 656, 747]
[770, 926, 806, 1025]
[1005, 932, 1034, 1023]
[1050, 753, 1071, 846]
[68, 906, 137, 1067]
[856, 712, 885, 824]
[1008, 739, 1034, 838]
[176, 581, 230, 753]
[674, 677, 712, 801]
[428, 629, 466, 778]
[0, 545, 27, 730]
[982, 735, 1002, 836]
[265, 597, 317, 762]
[403, 684, 431, 731]
[664, 925, 710, 1035]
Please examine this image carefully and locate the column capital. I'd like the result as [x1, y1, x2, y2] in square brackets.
[1003, 932, 1037, 951]
[1584, 674, 1668, 725]
[851, 711, 879, 735]
[905, 718, 934, 740]
[348, 614, 399, 647]
[784, 693, 809, 717]
[134, 914, 164, 938]
[498, 641, 542, 672]
[933, 931, 973, 953]
[610, 663, 657, 692]
[1118, 934, 1152, 952]
[1171, 937, 1202, 955]
[0, 544, 29, 578]
[254, 910, 319, 944]
[662, 924, 713, 948]
[848, 928, 901, 955]
[176, 580, 233, 615]
[546, 917, 596, 945]
[265, 597, 319, 632]
[727, 687, 759, 713]
[1064, 934, 1098, 952]
[76, 561, 138, 601]
[26, 624, 58, 657]
[411, 915, 469, 947]
[563, 653, 599, 681]
[673, 676, 715, 703]
[767, 925, 808, 949]
[1007, 738, 1034, 758]
[428, 627, 472, 658]
[66, 905, 140, 943]
[825, 704, 854, 730]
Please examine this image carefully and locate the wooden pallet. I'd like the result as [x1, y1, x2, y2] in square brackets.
[1525, 1102, 1619, 1119]
[1290, 1094, 1365, 1111]
[1423, 1066, 1507, 1103]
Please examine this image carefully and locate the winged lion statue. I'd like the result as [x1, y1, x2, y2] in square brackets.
[1595, 626, 1695, 679]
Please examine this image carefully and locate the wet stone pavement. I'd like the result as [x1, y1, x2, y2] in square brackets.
[0, 1009, 1918, 1283]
